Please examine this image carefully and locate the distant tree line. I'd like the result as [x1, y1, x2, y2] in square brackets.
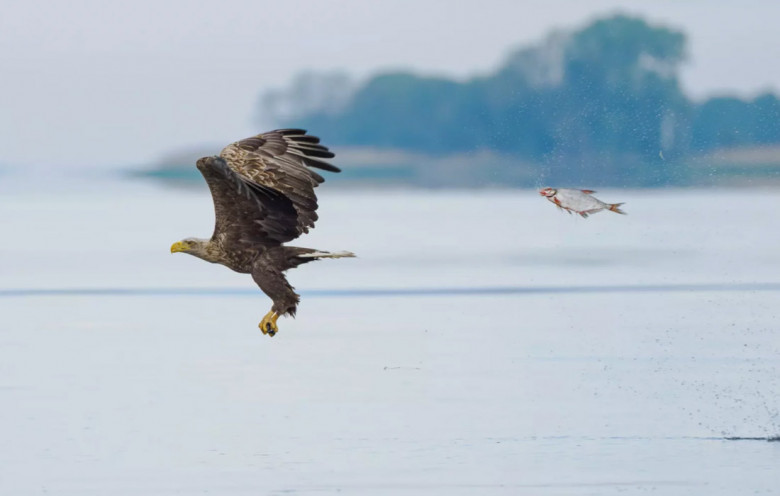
[261, 15, 780, 185]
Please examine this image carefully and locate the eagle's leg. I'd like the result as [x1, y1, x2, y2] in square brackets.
[252, 249, 300, 337]
[259, 310, 280, 337]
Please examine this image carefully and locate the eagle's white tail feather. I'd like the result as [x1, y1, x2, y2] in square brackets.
[299, 250, 356, 259]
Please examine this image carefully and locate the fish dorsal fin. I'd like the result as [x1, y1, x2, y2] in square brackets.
[580, 189, 596, 194]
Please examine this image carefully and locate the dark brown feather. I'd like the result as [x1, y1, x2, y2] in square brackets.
[217, 129, 340, 240]
[197, 157, 299, 250]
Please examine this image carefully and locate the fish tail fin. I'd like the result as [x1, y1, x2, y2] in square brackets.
[608, 203, 627, 215]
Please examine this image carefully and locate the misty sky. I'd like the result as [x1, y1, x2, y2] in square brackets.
[2, 0, 779, 167]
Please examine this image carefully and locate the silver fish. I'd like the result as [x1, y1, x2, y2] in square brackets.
[539, 187, 626, 218]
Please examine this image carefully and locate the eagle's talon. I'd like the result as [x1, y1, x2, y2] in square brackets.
[259, 311, 279, 337]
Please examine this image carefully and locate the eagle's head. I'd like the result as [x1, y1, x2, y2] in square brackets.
[170, 237, 208, 256]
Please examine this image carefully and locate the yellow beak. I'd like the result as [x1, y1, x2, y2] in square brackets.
[170, 241, 186, 253]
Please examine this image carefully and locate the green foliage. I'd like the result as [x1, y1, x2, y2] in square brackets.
[309, 73, 473, 152]
[263, 14, 779, 185]
[691, 94, 780, 150]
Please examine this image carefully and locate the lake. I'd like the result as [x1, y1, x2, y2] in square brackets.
[1, 175, 779, 495]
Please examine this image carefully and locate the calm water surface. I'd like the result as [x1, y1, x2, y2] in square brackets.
[1, 177, 779, 494]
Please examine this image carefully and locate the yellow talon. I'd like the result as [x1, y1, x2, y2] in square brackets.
[259, 311, 279, 337]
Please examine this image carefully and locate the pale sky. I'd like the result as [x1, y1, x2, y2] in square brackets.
[2, 0, 779, 167]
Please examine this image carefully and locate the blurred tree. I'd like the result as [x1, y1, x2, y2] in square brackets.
[552, 15, 689, 182]
[259, 71, 355, 125]
[261, 14, 780, 185]
[691, 93, 780, 151]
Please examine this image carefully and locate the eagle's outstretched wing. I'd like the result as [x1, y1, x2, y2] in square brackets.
[197, 129, 340, 248]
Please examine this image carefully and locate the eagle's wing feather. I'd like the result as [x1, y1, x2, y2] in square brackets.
[219, 129, 340, 238]
[197, 129, 339, 249]
[197, 157, 300, 247]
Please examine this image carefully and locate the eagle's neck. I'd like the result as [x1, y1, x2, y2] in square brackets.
[186, 238, 224, 264]
[192, 238, 254, 273]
